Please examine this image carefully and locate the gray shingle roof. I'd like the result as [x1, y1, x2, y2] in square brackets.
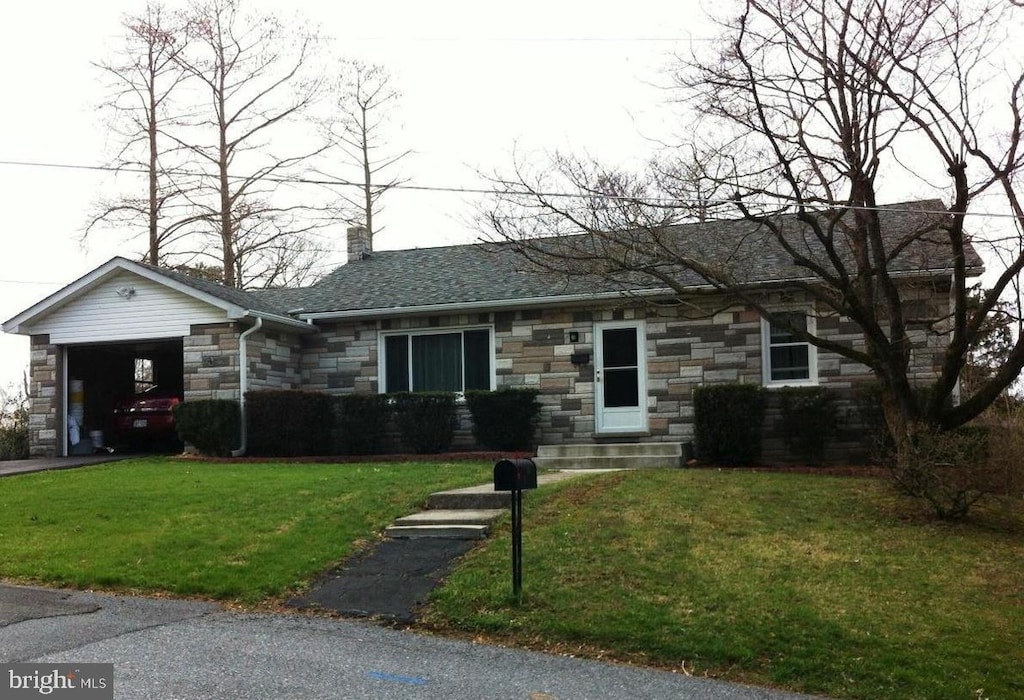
[259, 243, 619, 315]
[136, 261, 295, 317]
[146, 200, 983, 318]
[259, 200, 983, 316]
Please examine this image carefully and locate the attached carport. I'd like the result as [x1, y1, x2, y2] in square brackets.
[66, 339, 184, 453]
[3, 257, 313, 458]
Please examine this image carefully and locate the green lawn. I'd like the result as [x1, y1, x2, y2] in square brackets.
[0, 457, 491, 603]
[4, 461, 1021, 698]
[421, 470, 1024, 700]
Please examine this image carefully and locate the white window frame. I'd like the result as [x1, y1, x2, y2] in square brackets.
[377, 325, 496, 394]
[134, 357, 155, 394]
[760, 310, 818, 387]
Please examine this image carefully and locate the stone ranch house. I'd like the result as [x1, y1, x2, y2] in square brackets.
[3, 201, 980, 464]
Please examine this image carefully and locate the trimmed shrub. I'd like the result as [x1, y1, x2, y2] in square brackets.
[332, 394, 390, 455]
[173, 400, 240, 457]
[390, 392, 456, 453]
[245, 390, 333, 457]
[465, 388, 541, 451]
[693, 384, 766, 465]
[777, 387, 838, 464]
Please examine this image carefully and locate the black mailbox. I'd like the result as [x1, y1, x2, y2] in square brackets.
[493, 458, 538, 491]
[570, 352, 590, 366]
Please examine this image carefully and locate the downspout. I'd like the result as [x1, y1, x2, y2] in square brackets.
[231, 316, 262, 457]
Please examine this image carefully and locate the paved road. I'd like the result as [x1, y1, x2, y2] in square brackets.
[0, 584, 825, 700]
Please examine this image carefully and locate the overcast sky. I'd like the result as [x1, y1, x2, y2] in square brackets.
[0, 0, 710, 389]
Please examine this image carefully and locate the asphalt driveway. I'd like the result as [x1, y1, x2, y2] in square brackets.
[0, 584, 826, 700]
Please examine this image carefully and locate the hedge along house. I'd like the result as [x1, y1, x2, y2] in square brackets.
[4, 201, 982, 463]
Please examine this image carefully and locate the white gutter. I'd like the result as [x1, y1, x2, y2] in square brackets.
[297, 288, 679, 322]
[228, 309, 316, 332]
[231, 316, 263, 457]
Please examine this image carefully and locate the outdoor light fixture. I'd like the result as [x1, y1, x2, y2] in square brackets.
[115, 286, 136, 300]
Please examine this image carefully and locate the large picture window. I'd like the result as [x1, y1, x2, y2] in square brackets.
[382, 328, 492, 393]
[761, 312, 817, 385]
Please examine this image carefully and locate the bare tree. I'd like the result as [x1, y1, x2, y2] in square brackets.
[89, 2, 196, 266]
[228, 198, 328, 288]
[0, 374, 29, 460]
[170, 0, 332, 287]
[486, 1, 1024, 466]
[321, 60, 411, 243]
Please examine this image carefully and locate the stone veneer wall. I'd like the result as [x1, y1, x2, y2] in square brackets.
[246, 329, 302, 392]
[498, 303, 785, 447]
[300, 317, 485, 449]
[183, 323, 241, 401]
[300, 320, 379, 394]
[184, 324, 304, 400]
[27, 334, 62, 458]
[294, 293, 951, 461]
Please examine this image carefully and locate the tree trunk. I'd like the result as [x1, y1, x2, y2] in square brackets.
[219, 156, 234, 287]
[216, 31, 234, 288]
[148, 44, 159, 266]
[879, 384, 925, 498]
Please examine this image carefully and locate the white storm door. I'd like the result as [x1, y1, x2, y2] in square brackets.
[594, 321, 647, 433]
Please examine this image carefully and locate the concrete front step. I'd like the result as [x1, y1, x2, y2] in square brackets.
[427, 484, 510, 511]
[425, 470, 587, 510]
[391, 509, 506, 528]
[383, 524, 490, 540]
[532, 454, 681, 470]
[392, 471, 601, 539]
[533, 442, 685, 469]
[537, 443, 683, 458]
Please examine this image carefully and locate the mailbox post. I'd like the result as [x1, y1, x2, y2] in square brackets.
[493, 458, 538, 601]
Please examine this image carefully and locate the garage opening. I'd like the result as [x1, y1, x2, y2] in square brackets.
[66, 339, 184, 454]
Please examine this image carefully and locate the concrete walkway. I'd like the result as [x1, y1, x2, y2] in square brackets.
[0, 455, 124, 477]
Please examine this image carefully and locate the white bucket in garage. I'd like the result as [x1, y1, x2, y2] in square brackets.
[89, 430, 104, 449]
[70, 379, 85, 423]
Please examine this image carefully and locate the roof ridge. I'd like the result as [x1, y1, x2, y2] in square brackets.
[116, 199, 961, 317]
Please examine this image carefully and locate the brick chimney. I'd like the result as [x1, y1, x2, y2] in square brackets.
[347, 225, 371, 262]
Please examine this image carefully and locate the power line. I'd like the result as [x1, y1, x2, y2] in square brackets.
[331, 35, 710, 43]
[102, 30, 715, 43]
[0, 279, 64, 286]
[0, 157, 1021, 222]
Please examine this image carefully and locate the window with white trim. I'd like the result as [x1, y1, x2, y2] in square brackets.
[382, 328, 493, 393]
[761, 312, 817, 385]
[134, 357, 154, 393]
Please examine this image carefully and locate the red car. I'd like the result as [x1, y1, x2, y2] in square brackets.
[112, 388, 181, 446]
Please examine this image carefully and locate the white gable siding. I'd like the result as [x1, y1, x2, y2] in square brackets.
[29, 272, 228, 344]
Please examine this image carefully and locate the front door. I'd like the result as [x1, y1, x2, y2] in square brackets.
[594, 321, 647, 433]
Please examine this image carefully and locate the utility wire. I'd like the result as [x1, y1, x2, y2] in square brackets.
[330, 35, 710, 43]
[1, 157, 1022, 221]
[0, 279, 64, 286]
